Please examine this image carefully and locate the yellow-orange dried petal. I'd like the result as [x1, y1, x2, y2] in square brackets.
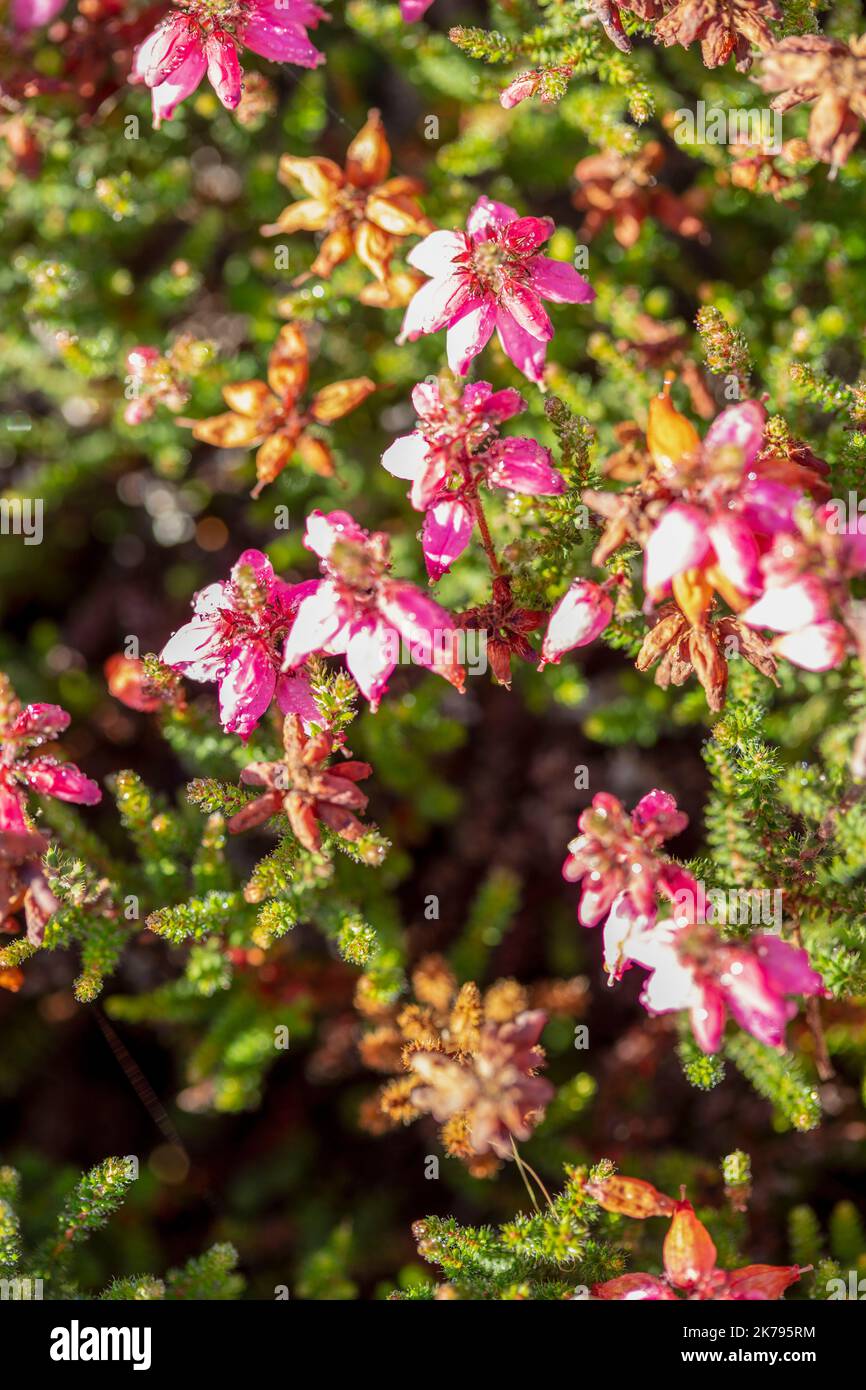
[346, 109, 391, 188]
[192, 412, 264, 448]
[647, 377, 701, 472]
[277, 154, 344, 199]
[586, 1175, 676, 1219]
[222, 379, 275, 418]
[309, 377, 376, 424]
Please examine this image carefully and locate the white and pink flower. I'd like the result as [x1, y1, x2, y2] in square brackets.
[603, 900, 827, 1054]
[381, 379, 564, 581]
[160, 548, 319, 738]
[130, 2, 326, 128]
[398, 195, 595, 384]
[282, 510, 466, 709]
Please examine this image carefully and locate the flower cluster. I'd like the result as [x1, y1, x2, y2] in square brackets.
[261, 109, 432, 305]
[568, 382, 853, 710]
[0, 679, 100, 946]
[160, 548, 318, 738]
[399, 195, 595, 384]
[563, 788, 826, 1053]
[381, 377, 565, 582]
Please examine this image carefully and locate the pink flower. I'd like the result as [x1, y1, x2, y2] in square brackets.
[381, 379, 564, 581]
[611, 911, 827, 1054]
[11, 0, 65, 28]
[539, 579, 613, 667]
[398, 196, 595, 384]
[643, 399, 768, 610]
[399, 0, 434, 18]
[738, 509, 863, 672]
[160, 549, 319, 738]
[499, 71, 543, 109]
[563, 789, 693, 928]
[282, 510, 466, 709]
[1, 702, 101, 816]
[130, 2, 326, 128]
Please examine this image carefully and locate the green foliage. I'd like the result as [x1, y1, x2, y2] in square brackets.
[0, 1157, 242, 1299]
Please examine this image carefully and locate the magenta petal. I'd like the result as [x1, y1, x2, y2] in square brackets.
[753, 936, 826, 998]
[304, 509, 367, 559]
[218, 642, 276, 738]
[240, 13, 325, 67]
[707, 511, 762, 595]
[282, 581, 348, 668]
[477, 386, 526, 423]
[23, 758, 102, 806]
[150, 46, 207, 126]
[381, 432, 429, 487]
[399, 0, 435, 19]
[704, 400, 766, 468]
[134, 14, 197, 86]
[494, 309, 548, 384]
[503, 215, 555, 255]
[12, 0, 65, 25]
[10, 704, 70, 739]
[275, 671, 321, 730]
[738, 478, 802, 535]
[345, 618, 397, 709]
[206, 29, 243, 110]
[377, 581, 454, 656]
[486, 438, 565, 495]
[0, 782, 28, 832]
[400, 272, 471, 341]
[643, 503, 710, 594]
[499, 284, 552, 342]
[466, 195, 519, 241]
[631, 789, 687, 840]
[529, 254, 596, 305]
[690, 984, 726, 1054]
[422, 498, 474, 581]
[721, 953, 791, 1050]
[406, 230, 465, 279]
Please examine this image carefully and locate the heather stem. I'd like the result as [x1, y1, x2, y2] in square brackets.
[470, 490, 504, 579]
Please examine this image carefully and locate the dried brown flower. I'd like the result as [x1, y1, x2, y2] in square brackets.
[455, 576, 547, 688]
[654, 0, 780, 72]
[408, 1010, 554, 1160]
[358, 955, 583, 1175]
[756, 34, 866, 173]
[228, 713, 378, 860]
[573, 143, 706, 248]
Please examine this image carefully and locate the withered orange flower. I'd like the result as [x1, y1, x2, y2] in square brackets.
[261, 108, 433, 297]
[573, 143, 706, 249]
[189, 324, 375, 497]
